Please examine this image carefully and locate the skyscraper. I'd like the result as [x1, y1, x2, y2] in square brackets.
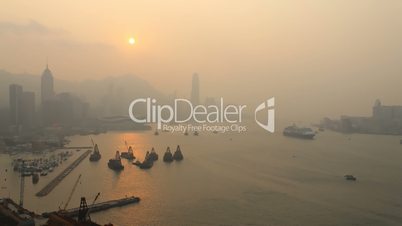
[41, 64, 54, 104]
[9, 84, 23, 126]
[191, 73, 200, 105]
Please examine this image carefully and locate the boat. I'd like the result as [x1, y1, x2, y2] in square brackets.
[283, 125, 315, 139]
[139, 151, 154, 169]
[89, 144, 102, 161]
[154, 130, 159, 136]
[121, 146, 135, 160]
[40, 170, 48, 176]
[132, 160, 141, 166]
[344, 175, 357, 181]
[193, 131, 199, 136]
[148, 147, 159, 161]
[184, 129, 188, 136]
[173, 145, 184, 161]
[32, 173, 39, 184]
[108, 151, 124, 171]
[163, 147, 174, 162]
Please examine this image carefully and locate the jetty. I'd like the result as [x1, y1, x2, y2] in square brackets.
[36, 150, 91, 197]
[42, 196, 140, 217]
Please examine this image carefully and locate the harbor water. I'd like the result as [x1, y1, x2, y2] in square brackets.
[1, 125, 402, 225]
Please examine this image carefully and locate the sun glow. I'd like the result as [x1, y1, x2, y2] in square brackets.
[128, 37, 135, 45]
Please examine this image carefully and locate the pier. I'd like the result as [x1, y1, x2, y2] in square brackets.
[43, 196, 140, 217]
[36, 150, 91, 197]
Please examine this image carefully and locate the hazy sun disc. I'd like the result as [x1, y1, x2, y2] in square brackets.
[129, 37, 135, 45]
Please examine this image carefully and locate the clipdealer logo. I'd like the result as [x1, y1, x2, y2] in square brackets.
[128, 97, 275, 133]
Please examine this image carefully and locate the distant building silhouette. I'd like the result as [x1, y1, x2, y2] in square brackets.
[9, 84, 23, 126]
[321, 99, 402, 134]
[21, 92, 35, 129]
[190, 73, 200, 105]
[41, 64, 54, 104]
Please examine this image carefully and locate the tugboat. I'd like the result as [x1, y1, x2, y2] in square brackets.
[173, 145, 184, 161]
[163, 147, 174, 162]
[121, 146, 135, 160]
[148, 147, 158, 161]
[32, 173, 39, 184]
[108, 151, 124, 171]
[89, 144, 101, 162]
[139, 151, 154, 169]
[283, 125, 315, 139]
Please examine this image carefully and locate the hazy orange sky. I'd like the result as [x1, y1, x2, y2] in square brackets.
[1, 1, 402, 122]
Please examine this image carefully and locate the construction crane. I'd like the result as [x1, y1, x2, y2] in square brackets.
[62, 174, 82, 210]
[77, 192, 100, 223]
[86, 192, 100, 221]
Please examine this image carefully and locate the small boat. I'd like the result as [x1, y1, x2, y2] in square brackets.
[76, 149, 81, 152]
[213, 130, 218, 134]
[344, 175, 357, 181]
[193, 131, 199, 136]
[132, 160, 141, 166]
[40, 170, 48, 176]
[148, 147, 159, 161]
[184, 129, 188, 136]
[163, 147, 174, 162]
[154, 130, 159, 136]
[32, 173, 39, 184]
[173, 145, 184, 161]
[121, 146, 135, 160]
[89, 144, 101, 162]
[108, 151, 124, 171]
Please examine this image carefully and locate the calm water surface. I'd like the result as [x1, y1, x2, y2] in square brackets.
[1, 126, 402, 226]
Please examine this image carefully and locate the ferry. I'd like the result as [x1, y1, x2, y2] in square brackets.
[283, 125, 315, 139]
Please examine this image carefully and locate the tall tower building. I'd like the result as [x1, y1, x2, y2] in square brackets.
[9, 84, 23, 125]
[41, 64, 54, 104]
[191, 73, 200, 105]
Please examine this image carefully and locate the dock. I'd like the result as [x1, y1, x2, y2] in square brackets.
[42, 196, 140, 218]
[36, 150, 91, 197]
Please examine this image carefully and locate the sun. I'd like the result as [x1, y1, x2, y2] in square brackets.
[128, 37, 135, 45]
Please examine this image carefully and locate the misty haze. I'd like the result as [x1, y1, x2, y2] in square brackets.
[1, 1, 402, 226]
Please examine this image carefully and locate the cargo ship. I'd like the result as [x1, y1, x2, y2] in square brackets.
[108, 151, 124, 171]
[173, 145, 184, 161]
[120, 146, 135, 160]
[89, 144, 101, 162]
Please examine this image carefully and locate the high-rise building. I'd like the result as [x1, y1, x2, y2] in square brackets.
[41, 64, 54, 104]
[190, 73, 200, 105]
[21, 92, 36, 129]
[9, 84, 23, 126]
